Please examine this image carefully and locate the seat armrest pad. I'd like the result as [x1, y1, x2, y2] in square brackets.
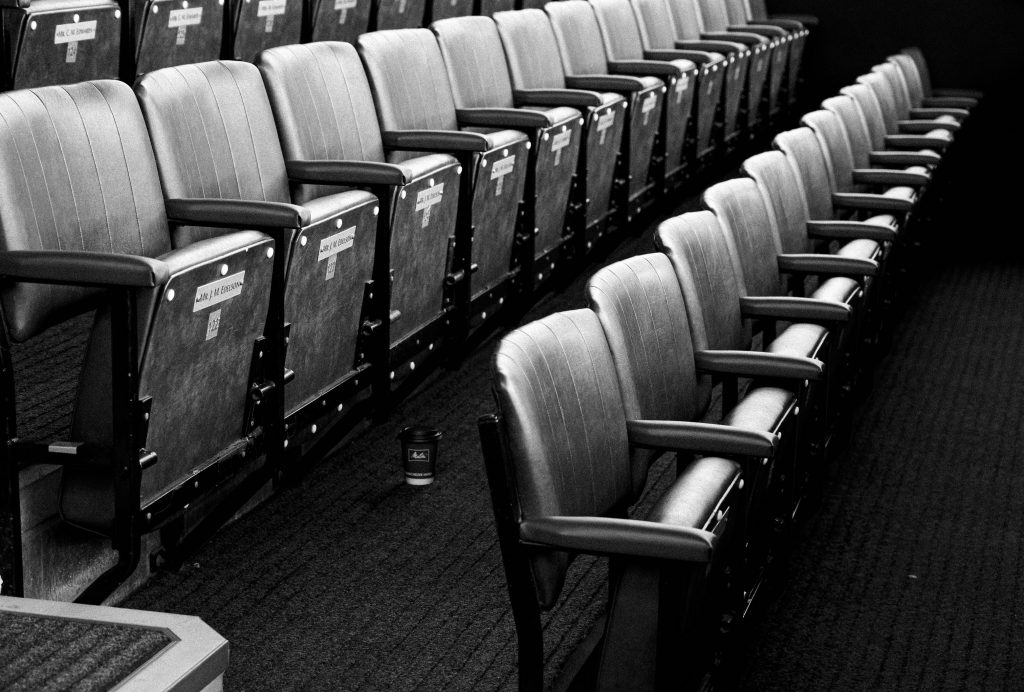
[852, 168, 929, 187]
[627, 419, 778, 458]
[456, 107, 551, 129]
[679, 39, 746, 54]
[922, 96, 977, 109]
[897, 119, 959, 134]
[694, 348, 824, 381]
[720, 30, 770, 44]
[287, 160, 409, 186]
[884, 134, 950, 150]
[740, 294, 852, 324]
[566, 74, 652, 93]
[806, 220, 895, 243]
[514, 88, 604, 108]
[381, 129, 491, 153]
[735, 23, 787, 38]
[869, 150, 942, 167]
[930, 88, 983, 100]
[910, 107, 969, 120]
[519, 516, 716, 563]
[755, 17, 805, 30]
[608, 59, 687, 78]
[646, 49, 715, 65]
[166, 197, 310, 231]
[778, 252, 879, 277]
[833, 192, 913, 213]
[0, 250, 169, 288]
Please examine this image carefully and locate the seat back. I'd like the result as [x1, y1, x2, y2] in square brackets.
[478, 0, 515, 15]
[372, 0, 427, 30]
[702, 178, 784, 298]
[741, 150, 810, 256]
[0, 81, 171, 343]
[722, 0, 746, 25]
[695, 0, 729, 32]
[801, 109, 856, 194]
[357, 28, 461, 161]
[133, 0, 223, 77]
[492, 308, 634, 607]
[822, 94, 874, 169]
[428, 0, 473, 22]
[544, 1, 610, 76]
[492, 9, 568, 90]
[656, 211, 749, 352]
[888, 54, 926, 108]
[135, 61, 292, 246]
[901, 46, 932, 96]
[227, 0, 302, 61]
[308, 0, 372, 43]
[631, 0, 681, 51]
[773, 126, 836, 220]
[747, 0, 767, 20]
[587, 254, 710, 490]
[840, 82, 888, 151]
[257, 42, 388, 205]
[589, 0, 646, 61]
[665, 0, 706, 41]
[875, 62, 913, 117]
[431, 16, 516, 109]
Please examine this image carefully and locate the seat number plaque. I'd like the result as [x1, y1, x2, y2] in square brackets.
[194, 271, 245, 312]
[491, 155, 516, 196]
[415, 183, 444, 228]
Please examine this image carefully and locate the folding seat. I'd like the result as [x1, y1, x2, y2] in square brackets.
[544, 0, 666, 220]
[695, 0, 786, 123]
[587, 253, 819, 622]
[306, 0, 371, 43]
[631, 0, 744, 151]
[224, 0, 302, 61]
[858, 68, 961, 148]
[358, 29, 530, 334]
[493, 8, 627, 254]
[656, 210, 851, 477]
[480, 307, 764, 690]
[0, 0, 121, 89]
[720, 0, 805, 106]
[131, 0, 223, 77]
[136, 61, 382, 456]
[900, 46, 983, 109]
[431, 16, 582, 294]
[0, 80, 275, 601]
[372, 0, 425, 30]
[586, 0, 702, 179]
[664, 0, 769, 138]
[257, 42, 462, 403]
[885, 54, 972, 125]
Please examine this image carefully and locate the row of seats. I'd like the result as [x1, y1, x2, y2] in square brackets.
[0, 2, 811, 601]
[479, 47, 978, 690]
[0, 0, 808, 105]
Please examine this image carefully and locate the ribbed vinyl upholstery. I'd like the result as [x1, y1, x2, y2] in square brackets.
[873, 63, 912, 118]
[667, 0, 707, 40]
[656, 211, 749, 352]
[0, 81, 171, 343]
[695, 0, 731, 32]
[544, 1, 611, 76]
[801, 110, 857, 194]
[822, 95, 875, 169]
[858, 72, 899, 135]
[431, 17, 517, 109]
[840, 83, 890, 151]
[889, 54, 927, 108]
[493, 309, 633, 607]
[589, 0, 651, 61]
[741, 151, 809, 255]
[493, 9, 570, 89]
[773, 127, 836, 220]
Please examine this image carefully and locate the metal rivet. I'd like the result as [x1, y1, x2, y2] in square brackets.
[337, 403, 344, 412]
[498, 297, 504, 305]
[537, 273, 543, 281]
[390, 371, 396, 380]
[661, 86, 667, 94]
[335, 218, 343, 228]
[577, 118, 583, 126]
[283, 440, 289, 448]
[30, 20, 37, 29]
[220, 263, 229, 275]
[410, 361, 416, 371]
[373, 206, 379, 216]
[525, 142, 531, 150]
[502, 148, 509, 156]
[622, 101, 628, 109]
[400, 189, 407, 199]
[144, 412, 150, 421]
[716, 510, 724, 521]
[152, 4, 158, 11]
[738, 479, 745, 490]
[428, 178, 434, 187]
[481, 311, 488, 319]
[182, 0, 188, 5]
[481, 159, 488, 167]
[300, 236, 308, 247]
[266, 248, 275, 259]
[311, 424, 318, 434]
[73, 13, 80, 21]
[543, 132, 550, 141]
[114, 9, 121, 18]
[456, 166, 463, 174]
[166, 288, 176, 302]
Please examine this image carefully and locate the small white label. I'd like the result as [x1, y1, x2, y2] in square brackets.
[257, 0, 287, 15]
[318, 227, 356, 261]
[168, 7, 203, 27]
[397, 0, 406, 12]
[490, 155, 516, 180]
[205, 309, 221, 340]
[65, 42, 78, 63]
[551, 129, 571, 166]
[597, 109, 615, 145]
[641, 92, 658, 125]
[175, 25, 187, 44]
[415, 183, 445, 211]
[334, 0, 357, 9]
[325, 253, 338, 280]
[194, 271, 245, 312]
[54, 20, 97, 44]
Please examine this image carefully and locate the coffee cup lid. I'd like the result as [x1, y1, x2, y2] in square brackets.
[398, 425, 443, 442]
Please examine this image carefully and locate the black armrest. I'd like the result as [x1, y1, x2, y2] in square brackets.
[514, 88, 604, 108]
[519, 516, 715, 563]
[566, 74, 651, 93]
[678, 39, 746, 55]
[701, 31, 763, 47]
[287, 159, 409, 186]
[734, 23, 787, 38]
[627, 419, 778, 458]
[381, 129, 491, 153]
[852, 168, 929, 187]
[694, 348, 824, 382]
[740, 295, 852, 324]
[869, 150, 942, 167]
[806, 219, 896, 243]
[778, 252, 879, 278]
[832, 191, 913, 213]
[897, 119, 959, 134]
[165, 197, 310, 230]
[456, 107, 550, 129]
[884, 133, 950, 150]
[645, 48, 715, 66]
[929, 88, 983, 101]
[608, 59, 684, 78]
[0, 250, 169, 288]
[754, 17, 805, 31]
[910, 106, 969, 120]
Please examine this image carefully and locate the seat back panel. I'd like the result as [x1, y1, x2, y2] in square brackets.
[493, 8, 568, 90]
[742, 150, 810, 255]
[229, 0, 302, 61]
[544, 1, 610, 77]
[841, 83, 887, 151]
[308, 0, 372, 43]
[822, 95, 873, 170]
[533, 119, 583, 259]
[432, 16, 516, 109]
[773, 127, 834, 220]
[374, 0, 427, 30]
[590, 0, 645, 61]
[429, 0, 473, 22]
[134, 0, 223, 76]
[801, 109, 856, 193]
[583, 101, 626, 228]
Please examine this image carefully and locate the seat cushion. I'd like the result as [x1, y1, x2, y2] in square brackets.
[723, 385, 795, 434]
[882, 185, 917, 205]
[766, 322, 828, 360]
[812, 276, 860, 306]
[836, 238, 882, 261]
[647, 456, 741, 529]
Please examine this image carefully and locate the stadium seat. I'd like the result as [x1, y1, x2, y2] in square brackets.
[821, 92, 940, 173]
[136, 60, 381, 454]
[257, 41, 462, 403]
[431, 16, 583, 294]
[224, 0, 302, 61]
[306, 0, 371, 44]
[545, 0, 666, 220]
[358, 28, 530, 335]
[0, 80, 275, 600]
[695, 0, 786, 123]
[0, 0, 121, 90]
[665, 0, 769, 136]
[588, 0, 700, 178]
[900, 46, 982, 108]
[886, 54, 971, 123]
[373, 0, 425, 29]
[858, 68, 959, 150]
[631, 0, 742, 151]
[839, 81, 951, 166]
[721, 0, 804, 106]
[480, 307, 752, 690]
[493, 8, 627, 253]
[132, 0, 223, 77]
